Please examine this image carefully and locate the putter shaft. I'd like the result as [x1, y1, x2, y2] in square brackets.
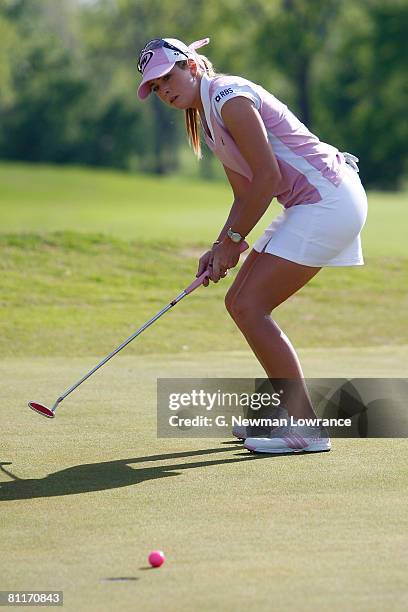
[30, 240, 249, 416]
[54, 289, 188, 409]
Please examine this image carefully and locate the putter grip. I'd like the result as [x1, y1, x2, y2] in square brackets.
[185, 240, 249, 294]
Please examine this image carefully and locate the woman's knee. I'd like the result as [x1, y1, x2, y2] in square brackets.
[224, 286, 237, 316]
[226, 293, 269, 326]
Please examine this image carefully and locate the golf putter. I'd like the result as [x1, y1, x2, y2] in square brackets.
[28, 241, 249, 418]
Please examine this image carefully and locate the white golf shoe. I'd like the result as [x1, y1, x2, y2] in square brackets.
[244, 423, 331, 454]
[232, 424, 248, 440]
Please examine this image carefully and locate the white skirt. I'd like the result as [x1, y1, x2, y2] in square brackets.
[253, 165, 368, 267]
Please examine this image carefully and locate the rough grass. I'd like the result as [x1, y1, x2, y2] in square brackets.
[1, 232, 407, 357]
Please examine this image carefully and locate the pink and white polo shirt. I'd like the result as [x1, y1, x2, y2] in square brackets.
[200, 73, 346, 209]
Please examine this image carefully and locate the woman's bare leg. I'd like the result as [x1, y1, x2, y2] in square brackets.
[225, 251, 321, 419]
[225, 250, 272, 373]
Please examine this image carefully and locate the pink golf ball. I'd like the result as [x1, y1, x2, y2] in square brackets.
[148, 550, 165, 568]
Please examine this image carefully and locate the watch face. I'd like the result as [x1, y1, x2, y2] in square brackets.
[228, 230, 242, 243]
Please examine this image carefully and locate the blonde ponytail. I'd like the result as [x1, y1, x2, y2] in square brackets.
[180, 54, 218, 160]
[185, 107, 201, 159]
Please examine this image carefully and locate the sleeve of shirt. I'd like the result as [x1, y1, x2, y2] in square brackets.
[211, 80, 262, 125]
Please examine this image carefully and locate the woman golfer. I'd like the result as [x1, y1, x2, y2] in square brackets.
[137, 37, 367, 454]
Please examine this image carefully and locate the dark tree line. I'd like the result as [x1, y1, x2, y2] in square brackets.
[0, 0, 406, 188]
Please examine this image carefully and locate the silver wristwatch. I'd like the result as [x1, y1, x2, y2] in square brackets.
[227, 228, 244, 243]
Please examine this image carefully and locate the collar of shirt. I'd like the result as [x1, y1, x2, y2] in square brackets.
[200, 73, 215, 142]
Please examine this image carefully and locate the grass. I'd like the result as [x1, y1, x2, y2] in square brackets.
[1, 162, 407, 357]
[1, 353, 407, 611]
[0, 231, 407, 357]
[0, 162, 407, 256]
[1, 162, 407, 611]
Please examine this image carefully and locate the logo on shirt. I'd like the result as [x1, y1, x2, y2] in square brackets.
[215, 88, 234, 103]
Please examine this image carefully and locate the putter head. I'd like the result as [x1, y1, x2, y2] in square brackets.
[28, 401, 55, 418]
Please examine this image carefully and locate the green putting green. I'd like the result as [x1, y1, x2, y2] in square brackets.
[1, 351, 407, 611]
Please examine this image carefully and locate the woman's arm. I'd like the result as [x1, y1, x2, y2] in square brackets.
[219, 97, 281, 239]
[209, 98, 281, 282]
[197, 165, 250, 286]
[213, 165, 251, 243]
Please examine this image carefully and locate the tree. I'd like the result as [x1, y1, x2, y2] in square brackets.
[253, 0, 339, 126]
[316, 0, 408, 188]
[0, 15, 19, 107]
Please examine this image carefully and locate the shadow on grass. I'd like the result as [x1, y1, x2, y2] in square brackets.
[0, 447, 269, 501]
